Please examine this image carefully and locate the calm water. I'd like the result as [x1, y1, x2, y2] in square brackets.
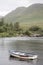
[0, 37, 43, 65]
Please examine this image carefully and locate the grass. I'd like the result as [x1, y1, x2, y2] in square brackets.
[20, 21, 43, 30]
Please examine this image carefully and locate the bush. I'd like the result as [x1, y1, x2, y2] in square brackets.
[29, 26, 40, 31]
[23, 30, 31, 36]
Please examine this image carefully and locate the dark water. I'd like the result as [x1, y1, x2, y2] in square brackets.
[0, 37, 43, 65]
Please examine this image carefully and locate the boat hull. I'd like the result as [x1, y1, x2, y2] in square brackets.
[9, 50, 38, 60]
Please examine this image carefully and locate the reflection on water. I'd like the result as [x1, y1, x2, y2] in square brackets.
[9, 56, 38, 65]
[0, 37, 43, 65]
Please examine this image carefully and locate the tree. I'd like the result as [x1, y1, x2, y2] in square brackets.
[14, 22, 20, 31]
[9, 22, 13, 30]
[3, 23, 9, 32]
[0, 17, 4, 26]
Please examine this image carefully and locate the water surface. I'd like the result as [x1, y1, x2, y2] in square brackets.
[0, 37, 43, 65]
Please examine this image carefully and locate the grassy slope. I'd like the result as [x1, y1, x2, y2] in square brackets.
[4, 3, 43, 30]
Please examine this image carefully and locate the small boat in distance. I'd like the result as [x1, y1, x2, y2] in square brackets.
[9, 50, 38, 60]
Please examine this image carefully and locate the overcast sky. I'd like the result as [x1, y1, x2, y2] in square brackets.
[0, 0, 43, 16]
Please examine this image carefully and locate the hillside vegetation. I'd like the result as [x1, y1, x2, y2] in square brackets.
[0, 19, 43, 37]
[4, 3, 43, 30]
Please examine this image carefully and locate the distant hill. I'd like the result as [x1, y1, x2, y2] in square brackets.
[4, 7, 26, 23]
[4, 3, 43, 29]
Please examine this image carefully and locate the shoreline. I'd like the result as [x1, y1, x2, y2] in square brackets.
[0, 36, 43, 38]
[0, 36, 43, 41]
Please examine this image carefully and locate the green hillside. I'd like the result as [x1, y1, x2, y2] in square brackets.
[4, 3, 43, 29]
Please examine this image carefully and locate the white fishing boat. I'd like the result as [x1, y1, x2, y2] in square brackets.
[9, 50, 38, 60]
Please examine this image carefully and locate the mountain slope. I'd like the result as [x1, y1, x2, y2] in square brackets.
[4, 3, 43, 29]
[4, 7, 26, 23]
